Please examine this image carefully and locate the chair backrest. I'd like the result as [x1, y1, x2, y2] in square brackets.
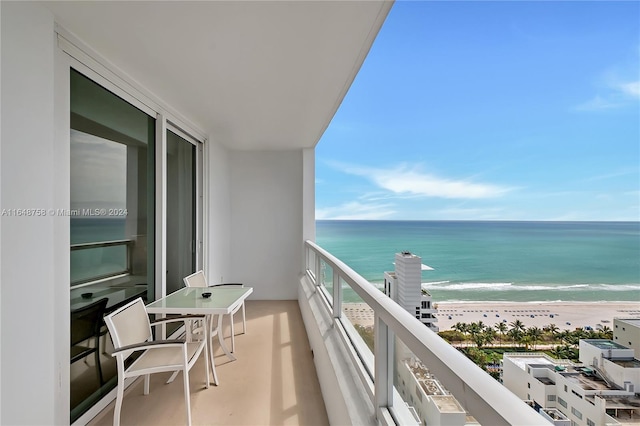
[183, 270, 208, 288]
[104, 298, 152, 350]
[71, 298, 108, 346]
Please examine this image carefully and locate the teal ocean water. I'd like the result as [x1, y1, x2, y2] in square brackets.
[316, 221, 640, 303]
[71, 218, 127, 284]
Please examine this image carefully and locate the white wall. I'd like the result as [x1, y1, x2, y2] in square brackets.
[502, 356, 529, 400]
[1, 2, 64, 424]
[204, 139, 232, 283]
[229, 150, 303, 299]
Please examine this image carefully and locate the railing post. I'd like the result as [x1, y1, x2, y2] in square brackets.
[374, 314, 393, 419]
[332, 273, 341, 318]
[315, 251, 321, 286]
[127, 240, 133, 274]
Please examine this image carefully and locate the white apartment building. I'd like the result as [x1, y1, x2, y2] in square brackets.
[503, 339, 640, 426]
[614, 318, 640, 356]
[384, 252, 439, 332]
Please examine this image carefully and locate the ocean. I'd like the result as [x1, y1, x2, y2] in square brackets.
[315, 220, 640, 303]
[71, 218, 127, 284]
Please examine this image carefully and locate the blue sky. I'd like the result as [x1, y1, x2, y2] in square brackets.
[315, 1, 640, 221]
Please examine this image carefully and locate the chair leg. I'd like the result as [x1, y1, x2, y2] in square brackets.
[95, 348, 104, 386]
[204, 335, 210, 388]
[95, 334, 104, 385]
[113, 374, 125, 426]
[167, 370, 179, 384]
[183, 367, 192, 426]
[144, 374, 150, 395]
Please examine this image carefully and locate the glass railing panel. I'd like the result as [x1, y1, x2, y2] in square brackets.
[319, 259, 334, 304]
[70, 242, 129, 285]
[342, 279, 375, 353]
[306, 248, 318, 281]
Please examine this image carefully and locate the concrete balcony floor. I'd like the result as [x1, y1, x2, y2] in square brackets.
[88, 300, 329, 426]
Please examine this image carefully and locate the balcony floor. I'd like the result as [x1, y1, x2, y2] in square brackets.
[88, 300, 328, 426]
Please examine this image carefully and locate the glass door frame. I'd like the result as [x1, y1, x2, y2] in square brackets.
[155, 119, 204, 302]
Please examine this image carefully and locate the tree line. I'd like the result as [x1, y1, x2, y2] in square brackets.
[439, 320, 612, 356]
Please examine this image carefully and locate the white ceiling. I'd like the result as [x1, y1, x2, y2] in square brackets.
[44, 1, 392, 150]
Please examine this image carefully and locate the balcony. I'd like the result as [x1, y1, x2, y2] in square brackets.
[83, 242, 548, 425]
[86, 300, 328, 426]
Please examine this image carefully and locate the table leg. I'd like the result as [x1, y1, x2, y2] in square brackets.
[216, 314, 237, 361]
[206, 315, 219, 385]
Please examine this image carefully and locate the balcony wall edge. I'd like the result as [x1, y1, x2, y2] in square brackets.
[298, 274, 377, 426]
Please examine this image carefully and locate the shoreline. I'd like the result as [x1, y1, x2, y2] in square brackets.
[343, 301, 640, 331]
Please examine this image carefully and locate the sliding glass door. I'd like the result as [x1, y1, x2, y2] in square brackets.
[68, 65, 204, 424]
[166, 129, 199, 294]
[69, 69, 155, 422]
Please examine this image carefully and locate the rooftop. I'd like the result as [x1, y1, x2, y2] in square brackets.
[505, 354, 557, 371]
[584, 339, 629, 350]
[431, 395, 465, 413]
[611, 358, 640, 368]
[560, 372, 611, 391]
[616, 318, 640, 327]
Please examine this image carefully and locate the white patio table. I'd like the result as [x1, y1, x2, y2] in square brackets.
[146, 286, 253, 384]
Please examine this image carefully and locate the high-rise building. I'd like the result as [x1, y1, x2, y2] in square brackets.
[503, 339, 640, 425]
[384, 252, 438, 332]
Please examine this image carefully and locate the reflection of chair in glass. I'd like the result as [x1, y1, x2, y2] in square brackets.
[71, 298, 108, 386]
[104, 298, 209, 426]
[183, 270, 246, 352]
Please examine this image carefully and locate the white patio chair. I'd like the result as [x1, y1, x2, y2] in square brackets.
[183, 270, 246, 352]
[104, 298, 209, 426]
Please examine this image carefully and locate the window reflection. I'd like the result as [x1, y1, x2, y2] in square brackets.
[69, 69, 155, 423]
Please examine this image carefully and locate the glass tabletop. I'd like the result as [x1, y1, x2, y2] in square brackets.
[146, 286, 252, 315]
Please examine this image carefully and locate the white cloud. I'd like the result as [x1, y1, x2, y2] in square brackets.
[619, 81, 640, 98]
[574, 95, 623, 111]
[335, 163, 512, 199]
[316, 201, 396, 220]
[574, 76, 640, 111]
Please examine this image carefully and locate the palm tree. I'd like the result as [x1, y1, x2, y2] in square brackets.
[509, 319, 526, 333]
[453, 322, 468, 335]
[600, 326, 613, 339]
[469, 322, 484, 347]
[543, 323, 559, 341]
[483, 327, 497, 347]
[495, 322, 508, 345]
[508, 328, 524, 347]
[557, 330, 571, 344]
[527, 326, 543, 350]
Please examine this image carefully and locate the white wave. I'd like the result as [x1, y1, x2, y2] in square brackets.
[421, 281, 451, 287]
[432, 282, 640, 292]
[514, 284, 589, 291]
[590, 284, 640, 291]
[441, 282, 513, 291]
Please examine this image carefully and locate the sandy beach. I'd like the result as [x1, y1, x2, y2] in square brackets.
[343, 301, 640, 331]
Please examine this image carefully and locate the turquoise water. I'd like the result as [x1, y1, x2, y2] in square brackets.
[316, 220, 640, 303]
[71, 218, 127, 284]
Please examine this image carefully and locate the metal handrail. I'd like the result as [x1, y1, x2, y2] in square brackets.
[304, 239, 547, 425]
[71, 239, 134, 286]
[70, 239, 133, 250]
